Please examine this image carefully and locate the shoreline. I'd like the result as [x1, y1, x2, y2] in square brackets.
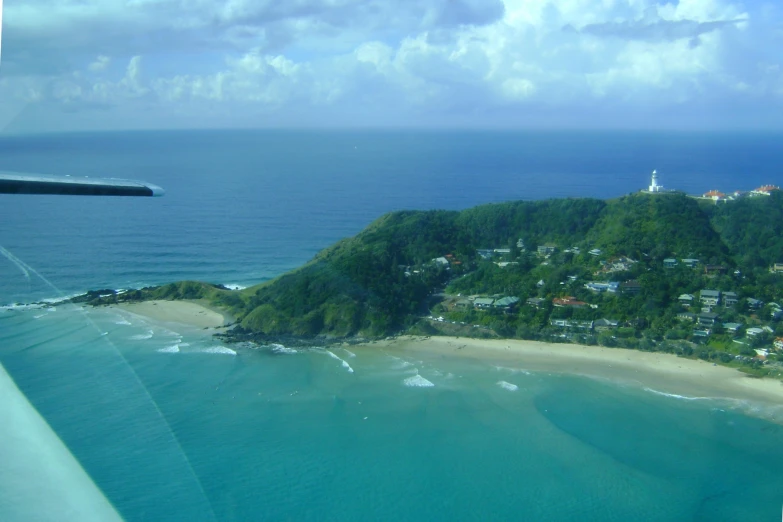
[364, 335, 783, 405]
[112, 299, 232, 329]
[99, 299, 783, 404]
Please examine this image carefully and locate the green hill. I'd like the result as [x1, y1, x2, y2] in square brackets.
[78, 193, 783, 354]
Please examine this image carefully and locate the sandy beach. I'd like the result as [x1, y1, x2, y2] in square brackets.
[369, 335, 783, 404]
[114, 300, 229, 329]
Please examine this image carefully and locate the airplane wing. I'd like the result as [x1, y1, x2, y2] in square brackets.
[0, 171, 164, 197]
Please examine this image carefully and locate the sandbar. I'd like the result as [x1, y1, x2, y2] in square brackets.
[369, 336, 783, 405]
[115, 300, 228, 329]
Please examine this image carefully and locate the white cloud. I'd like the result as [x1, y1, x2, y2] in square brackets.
[88, 55, 110, 71]
[0, 0, 779, 131]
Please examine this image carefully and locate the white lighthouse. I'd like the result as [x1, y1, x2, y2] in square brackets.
[648, 170, 661, 192]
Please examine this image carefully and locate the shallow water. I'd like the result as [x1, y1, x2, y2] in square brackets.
[2, 130, 783, 520]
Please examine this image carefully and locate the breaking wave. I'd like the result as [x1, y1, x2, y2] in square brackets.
[271, 343, 298, 354]
[202, 346, 237, 355]
[497, 381, 519, 391]
[325, 350, 354, 373]
[130, 330, 154, 340]
[158, 344, 180, 353]
[403, 374, 435, 388]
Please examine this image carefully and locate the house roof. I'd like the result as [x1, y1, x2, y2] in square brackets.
[474, 298, 494, 306]
[678, 294, 694, 300]
[699, 312, 719, 319]
[700, 289, 721, 297]
[494, 297, 520, 307]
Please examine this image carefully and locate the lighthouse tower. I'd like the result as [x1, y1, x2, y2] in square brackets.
[648, 170, 661, 192]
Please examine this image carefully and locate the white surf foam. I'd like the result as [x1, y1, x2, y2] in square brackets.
[223, 284, 247, 290]
[202, 346, 237, 355]
[643, 388, 712, 401]
[342, 349, 356, 358]
[403, 375, 435, 388]
[157, 344, 180, 353]
[270, 344, 298, 354]
[33, 314, 45, 319]
[129, 330, 154, 340]
[497, 380, 519, 391]
[325, 350, 354, 373]
[494, 365, 532, 375]
[114, 320, 131, 326]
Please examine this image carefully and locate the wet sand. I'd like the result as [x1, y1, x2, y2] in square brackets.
[369, 336, 783, 404]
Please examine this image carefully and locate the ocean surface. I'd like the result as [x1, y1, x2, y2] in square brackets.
[1, 130, 783, 521]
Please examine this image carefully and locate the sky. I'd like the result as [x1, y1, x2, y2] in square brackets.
[0, 0, 781, 133]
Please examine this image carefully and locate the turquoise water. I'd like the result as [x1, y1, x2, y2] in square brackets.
[2, 131, 783, 520]
[2, 304, 782, 521]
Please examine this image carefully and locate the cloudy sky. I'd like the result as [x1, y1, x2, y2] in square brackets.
[0, 0, 781, 132]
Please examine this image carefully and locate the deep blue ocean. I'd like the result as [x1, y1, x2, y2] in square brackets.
[1, 130, 783, 521]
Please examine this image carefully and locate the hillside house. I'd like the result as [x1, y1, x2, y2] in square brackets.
[585, 282, 619, 293]
[678, 294, 695, 307]
[594, 318, 619, 331]
[537, 245, 557, 256]
[747, 298, 764, 310]
[620, 280, 641, 295]
[704, 265, 727, 276]
[700, 290, 721, 307]
[697, 312, 719, 327]
[723, 292, 738, 306]
[774, 337, 783, 351]
[663, 258, 678, 268]
[550, 319, 593, 329]
[526, 297, 546, 308]
[474, 298, 495, 309]
[681, 258, 700, 268]
[723, 322, 743, 334]
[677, 312, 696, 322]
[493, 297, 520, 311]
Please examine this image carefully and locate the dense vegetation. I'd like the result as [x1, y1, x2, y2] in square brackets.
[78, 191, 783, 376]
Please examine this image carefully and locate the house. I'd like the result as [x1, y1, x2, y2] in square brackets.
[700, 290, 721, 306]
[697, 312, 719, 327]
[454, 299, 473, 310]
[495, 262, 519, 268]
[663, 258, 678, 268]
[552, 296, 587, 308]
[754, 349, 769, 359]
[746, 327, 764, 337]
[774, 337, 783, 351]
[704, 265, 726, 275]
[678, 294, 695, 307]
[516, 239, 525, 249]
[693, 329, 711, 338]
[747, 298, 764, 310]
[536, 279, 545, 288]
[722, 292, 738, 306]
[677, 312, 696, 322]
[433, 257, 449, 266]
[772, 309, 783, 321]
[750, 185, 780, 196]
[620, 280, 641, 295]
[526, 297, 546, 308]
[722, 322, 743, 334]
[493, 248, 511, 255]
[772, 263, 783, 273]
[537, 245, 557, 255]
[477, 249, 494, 259]
[594, 318, 619, 331]
[550, 319, 593, 329]
[493, 297, 520, 311]
[703, 190, 726, 201]
[474, 298, 495, 309]
[681, 258, 700, 268]
[585, 282, 619, 293]
[588, 248, 602, 256]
